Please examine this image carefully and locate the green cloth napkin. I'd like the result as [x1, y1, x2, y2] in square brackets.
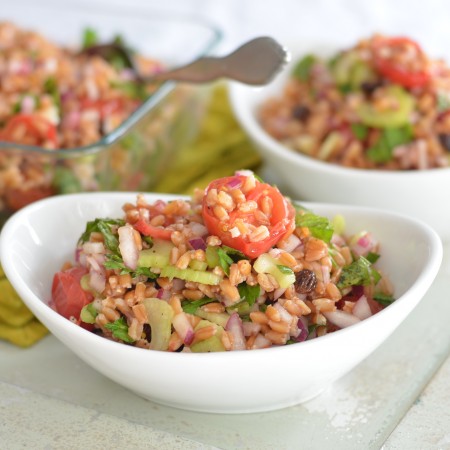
[0, 83, 261, 347]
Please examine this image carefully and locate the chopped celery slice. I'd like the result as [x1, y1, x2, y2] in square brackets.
[138, 238, 174, 268]
[143, 297, 174, 351]
[194, 309, 230, 328]
[161, 266, 221, 285]
[205, 246, 220, 269]
[189, 259, 208, 271]
[253, 253, 296, 289]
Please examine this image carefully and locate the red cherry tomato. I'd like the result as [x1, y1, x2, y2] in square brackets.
[52, 267, 93, 320]
[202, 175, 296, 258]
[133, 217, 173, 240]
[372, 36, 430, 88]
[0, 114, 58, 147]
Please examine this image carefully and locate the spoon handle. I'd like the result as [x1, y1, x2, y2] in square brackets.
[150, 37, 290, 86]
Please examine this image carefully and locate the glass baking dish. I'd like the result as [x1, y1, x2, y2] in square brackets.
[0, 1, 222, 226]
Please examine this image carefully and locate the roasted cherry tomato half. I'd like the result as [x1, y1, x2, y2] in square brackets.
[372, 36, 430, 88]
[202, 174, 296, 259]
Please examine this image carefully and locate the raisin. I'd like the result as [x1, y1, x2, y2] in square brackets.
[360, 81, 383, 97]
[294, 269, 317, 294]
[292, 105, 310, 121]
[438, 134, 450, 152]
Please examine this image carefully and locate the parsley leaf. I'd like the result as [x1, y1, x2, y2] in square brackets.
[367, 125, 413, 163]
[237, 282, 260, 306]
[373, 292, 395, 306]
[351, 123, 368, 140]
[105, 317, 134, 343]
[277, 264, 294, 275]
[295, 210, 334, 243]
[216, 245, 246, 275]
[366, 252, 380, 264]
[104, 254, 157, 279]
[82, 27, 99, 49]
[292, 54, 316, 81]
[337, 256, 381, 289]
[78, 218, 125, 252]
[181, 298, 216, 314]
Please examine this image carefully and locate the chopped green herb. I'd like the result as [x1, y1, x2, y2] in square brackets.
[216, 245, 246, 275]
[367, 125, 413, 163]
[181, 298, 216, 314]
[373, 292, 395, 306]
[292, 54, 316, 81]
[105, 317, 134, 343]
[337, 256, 381, 289]
[104, 254, 157, 279]
[351, 123, 369, 141]
[80, 302, 98, 324]
[277, 264, 294, 275]
[295, 210, 334, 243]
[53, 167, 82, 194]
[366, 252, 380, 264]
[44, 76, 61, 111]
[78, 218, 125, 252]
[82, 27, 99, 49]
[237, 282, 260, 306]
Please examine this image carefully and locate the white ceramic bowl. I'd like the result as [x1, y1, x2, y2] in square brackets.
[228, 45, 450, 242]
[0, 192, 442, 413]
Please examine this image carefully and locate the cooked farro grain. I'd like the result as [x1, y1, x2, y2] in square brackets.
[52, 171, 394, 352]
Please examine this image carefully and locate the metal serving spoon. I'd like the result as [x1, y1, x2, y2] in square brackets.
[82, 36, 290, 86]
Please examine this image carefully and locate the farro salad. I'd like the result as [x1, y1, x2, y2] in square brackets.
[52, 171, 394, 352]
[260, 34, 450, 170]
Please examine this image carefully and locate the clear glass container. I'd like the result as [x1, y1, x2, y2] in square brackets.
[0, 1, 222, 225]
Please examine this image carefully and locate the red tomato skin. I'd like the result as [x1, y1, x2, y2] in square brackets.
[52, 267, 93, 320]
[133, 218, 173, 240]
[373, 37, 430, 88]
[202, 176, 296, 258]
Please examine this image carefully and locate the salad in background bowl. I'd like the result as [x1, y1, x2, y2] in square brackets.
[229, 35, 450, 241]
[0, 172, 442, 413]
[0, 2, 221, 226]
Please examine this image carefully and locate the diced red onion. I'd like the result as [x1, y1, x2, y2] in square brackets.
[273, 302, 293, 323]
[293, 316, 308, 342]
[352, 295, 373, 320]
[83, 241, 105, 254]
[118, 225, 139, 270]
[268, 248, 282, 258]
[278, 234, 301, 253]
[63, 111, 81, 130]
[242, 321, 261, 337]
[226, 177, 242, 189]
[189, 222, 208, 237]
[21, 95, 35, 114]
[172, 278, 185, 292]
[235, 169, 254, 177]
[86, 255, 102, 273]
[172, 313, 194, 345]
[323, 310, 361, 329]
[252, 334, 271, 349]
[89, 269, 106, 293]
[273, 286, 287, 300]
[156, 288, 170, 300]
[188, 237, 206, 251]
[75, 248, 82, 263]
[331, 234, 346, 246]
[225, 313, 246, 350]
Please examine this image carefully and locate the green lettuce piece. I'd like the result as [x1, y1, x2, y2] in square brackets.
[373, 292, 395, 306]
[78, 218, 125, 252]
[237, 282, 260, 306]
[292, 54, 316, 81]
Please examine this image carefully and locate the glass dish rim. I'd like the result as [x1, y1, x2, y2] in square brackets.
[0, 2, 223, 157]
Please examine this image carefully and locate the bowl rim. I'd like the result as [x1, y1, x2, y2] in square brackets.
[228, 39, 450, 179]
[0, 191, 443, 360]
[0, 2, 223, 157]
